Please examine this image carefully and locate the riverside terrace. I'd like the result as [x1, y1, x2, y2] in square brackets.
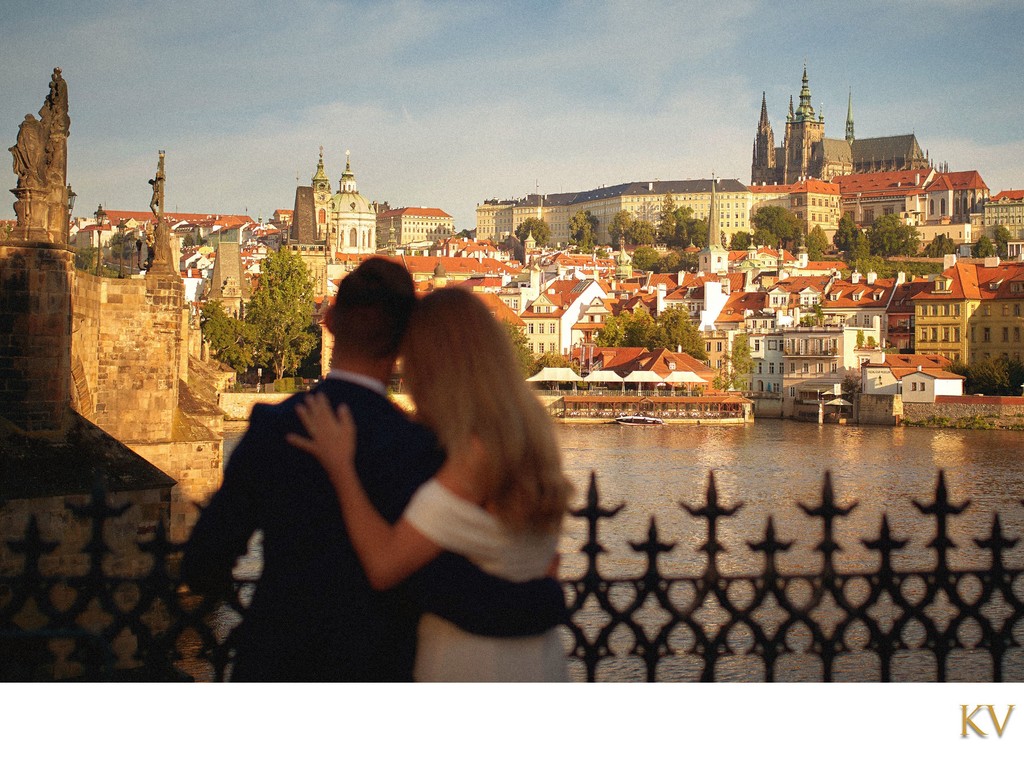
[554, 394, 753, 423]
[1, 471, 1021, 682]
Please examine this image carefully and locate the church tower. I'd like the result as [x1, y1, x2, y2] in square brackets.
[751, 92, 777, 185]
[781, 65, 825, 184]
[312, 147, 331, 241]
[845, 90, 855, 145]
[699, 177, 728, 275]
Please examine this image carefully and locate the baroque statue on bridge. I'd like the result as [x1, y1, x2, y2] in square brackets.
[8, 67, 71, 244]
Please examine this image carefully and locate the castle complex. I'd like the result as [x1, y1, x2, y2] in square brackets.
[751, 67, 931, 186]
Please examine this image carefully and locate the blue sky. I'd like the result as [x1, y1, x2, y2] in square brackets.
[3, 0, 1023, 230]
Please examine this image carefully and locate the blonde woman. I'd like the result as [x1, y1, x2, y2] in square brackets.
[288, 287, 571, 681]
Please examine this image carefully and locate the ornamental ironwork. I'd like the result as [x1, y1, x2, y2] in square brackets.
[1, 471, 1022, 681]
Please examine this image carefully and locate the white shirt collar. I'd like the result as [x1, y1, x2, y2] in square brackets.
[325, 368, 387, 397]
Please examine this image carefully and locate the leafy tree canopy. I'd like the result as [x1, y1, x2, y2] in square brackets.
[993, 225, 1011, 256]
[752, 205, 803, 250]
[868, 214, 920, 258]
[630, 219, 657, 247]
[806, 225, 829, 261]
[950, 356, 1024, 396]
[569, 210, 598, 250]
[973, 234, 995, 259]
[834, 215, 858, 253]
[923, 234, 956, 259]
[713, 333, 752, 390]
[201, 299, 254, 374]
[595, 306, 707, 360]
[515, 217, 551, 247]
[730, 231, 752, 250]
[244, 246, 317, 380]
[630, 246, 661, 272]
[657, 194, 677, 244]
[608, 211, 633, 248]
[503, 322, 534, 378]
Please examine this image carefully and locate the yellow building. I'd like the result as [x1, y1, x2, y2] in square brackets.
[984, 190, 1024, 238]
[910, 259, 1024, 363]
[477, 180, 753, 246]
[376, 206, 454, 248]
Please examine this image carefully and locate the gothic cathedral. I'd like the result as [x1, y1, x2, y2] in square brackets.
[751, 67, 930, 186]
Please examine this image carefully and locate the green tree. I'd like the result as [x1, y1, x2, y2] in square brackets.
[730, 231, 752, 250]
[714, 333, 753, 390]
[800, 302, 826, 327]
[669, 206, 707, 249]
[595, 310, 657, 348]
[655, 307, 707, 360]
[993, 225, 1011, 256]
[834, 215, 858, 253]
[752, 205, 803, 249]
[514, 217, 551, 247]
[687, 217, 708, 249]
[806, 225, 829, 260]
[867, 214, 920, 258]
[201, 299, 254, 373]
[569, 210, 598, 250]
[657, 194, 677, 244]
[631, 246, 661, 271]
[923, 234, 956, 259]
[531, 351, 575, 377]
[504, 322, 533, 378]
[973, 234, 995, 259]
[74, 246, 98, 272]
[629, 219, 657, 247]
[608, 211, 633, 248]
[955, 356, 1024, 395]
[244, 247, 317, 380]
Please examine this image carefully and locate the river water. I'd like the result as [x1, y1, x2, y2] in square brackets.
[221, 419, 1024, 680]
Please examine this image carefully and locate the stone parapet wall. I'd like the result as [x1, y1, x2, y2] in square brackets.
[0, 243, 73, 432]
[0, 486, 169, 574]
[72, 271, 183, 442]
[128, 439, 223, 542]
[218, 392, 294, 420]
[855, 393, 902, 426]
[903, 396, 1024, 426]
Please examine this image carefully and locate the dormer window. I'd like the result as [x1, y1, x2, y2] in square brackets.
[934, 278, 951, 293]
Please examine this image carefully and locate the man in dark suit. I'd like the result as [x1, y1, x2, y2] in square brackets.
[181, 257, 565, 681]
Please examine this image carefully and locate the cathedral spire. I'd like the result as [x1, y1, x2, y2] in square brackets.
[796, 64, 815, 121]
[845, 89, 855, 144]
[759, 91, 770, 128]
[787, 95, 794, 122]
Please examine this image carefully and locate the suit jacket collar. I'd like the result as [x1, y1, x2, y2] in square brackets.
[325, 368, 387, 397]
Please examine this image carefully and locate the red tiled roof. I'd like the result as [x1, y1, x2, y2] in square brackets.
[378, 207, 453, 219]
[991, 190, 1024, 202]
[940, 170, 988, 192]
[749, 179, 839, 195]
[836, 170, 931, 198]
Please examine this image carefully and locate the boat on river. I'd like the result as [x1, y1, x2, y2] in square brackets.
[614, 414, 664, 426]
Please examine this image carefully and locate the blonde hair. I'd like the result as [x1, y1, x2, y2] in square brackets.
[402, 288, 571, 534]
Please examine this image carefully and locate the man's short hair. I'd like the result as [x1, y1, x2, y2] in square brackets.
[326, 257, 416, 359]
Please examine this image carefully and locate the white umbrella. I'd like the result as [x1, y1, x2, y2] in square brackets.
[622, 370, 666, 383]
[824, 397, 853, 406]
[662, 370, 709, 384]
[526, 367, 584, 383]
[582, 370, 625, 383]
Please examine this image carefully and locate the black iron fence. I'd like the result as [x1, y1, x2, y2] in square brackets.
[1, 472, 1022, 681]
